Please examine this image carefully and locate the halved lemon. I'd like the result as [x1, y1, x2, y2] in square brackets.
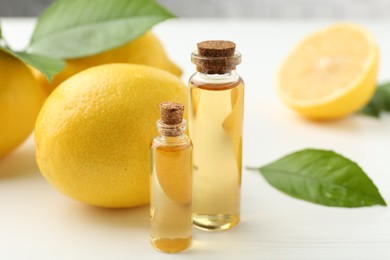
[276, 23, 379, 120]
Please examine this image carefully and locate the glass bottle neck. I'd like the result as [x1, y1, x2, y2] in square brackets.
[157, 119, 186, 138]
[197, 69, 238, 76]
[191, 50, 241, 75]
[154, 119, 188, 146]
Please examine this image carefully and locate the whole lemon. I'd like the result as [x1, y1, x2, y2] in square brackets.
[31, 31, 182, 94]
[34, 64, 188, 208]
[0, 51, 45, 158]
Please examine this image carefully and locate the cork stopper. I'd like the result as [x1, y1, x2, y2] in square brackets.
[195, 40, 238, 74]
[197, 40, 236, 57]
[160, 102, 184, 125]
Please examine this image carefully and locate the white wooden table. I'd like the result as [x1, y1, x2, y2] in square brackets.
[1, 18, 390, 260]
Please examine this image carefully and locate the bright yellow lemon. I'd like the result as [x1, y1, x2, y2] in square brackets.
[35, 64, 188, 208]
[0, 51, 45, 158]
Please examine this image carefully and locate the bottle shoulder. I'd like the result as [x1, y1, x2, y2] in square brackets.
[189, 77, 244, 91]
[189, 72, 244, 91]
[151, 135, 192, 150]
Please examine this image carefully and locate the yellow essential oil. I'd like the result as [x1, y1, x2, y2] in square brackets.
[189, 41, 244, 231]
[150, 102, 193, 253]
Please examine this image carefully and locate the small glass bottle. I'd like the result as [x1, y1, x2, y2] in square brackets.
[189, 41, 244, 231]
[150, 102, 193, 253]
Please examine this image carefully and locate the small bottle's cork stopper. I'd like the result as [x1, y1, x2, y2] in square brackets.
[196, 40, 237, 74]
[160, 102, 184, 125]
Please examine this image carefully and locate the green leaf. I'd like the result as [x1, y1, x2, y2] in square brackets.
[360, 82, 390, 117]
[0, 45, 65, 82]
[28, 0, 174, 59]
[249, 149, 387, 207]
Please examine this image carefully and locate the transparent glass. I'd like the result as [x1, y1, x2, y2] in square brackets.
[150, 120, 193, 253]
[189, 70, 244, 231]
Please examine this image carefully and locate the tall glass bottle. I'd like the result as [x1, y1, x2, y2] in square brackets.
[150, 102, 193, 253]
[189, 41, 244, 231]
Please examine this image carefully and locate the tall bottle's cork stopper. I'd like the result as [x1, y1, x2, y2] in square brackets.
[194, 40, 239, 74]
[160, 102, 184, 125]
[197, 40, 236, 57]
